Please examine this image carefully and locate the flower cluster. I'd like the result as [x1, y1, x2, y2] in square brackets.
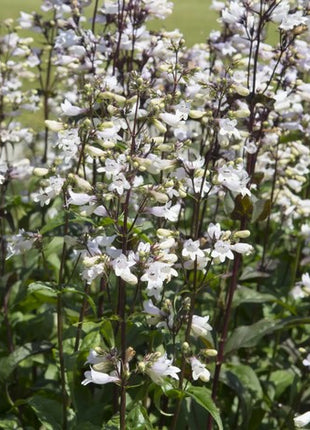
[1, 0, 310, 428]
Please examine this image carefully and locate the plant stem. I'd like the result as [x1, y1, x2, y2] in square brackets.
[207, 253, 242, 430]
[171, 260, 198, 430]
[91, 0, 99, 33]
[57, 195, 69, 430]
[74, 283, 90, 352]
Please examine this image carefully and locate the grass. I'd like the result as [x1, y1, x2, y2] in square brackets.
[0, 0, 218, 46]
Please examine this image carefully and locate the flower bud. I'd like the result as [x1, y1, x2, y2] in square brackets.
[157, 228, 173, 238]
[189, 110, 205, 119]
[126, 347, 136, 363]
[33, 167, 49, 177]
[204, 349, 218, 357]
[138, 361, 146, 373]
[152, 119, 167, 134]
[45, 120, 64, 131]
[234, 230, 251, 239]
[182, 342, 190, 353]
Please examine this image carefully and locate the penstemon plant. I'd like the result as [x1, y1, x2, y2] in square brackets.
[1, 0, 310, 429]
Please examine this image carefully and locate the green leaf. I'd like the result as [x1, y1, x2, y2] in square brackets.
[0, 341, 53, 382]
[28, 282, 57, 300]
[100, 320, 115, 348]
[231, 195, 253, 221]
[187, 386, 223, 430]
[40, 213, 65, 234]
[239, 267, 270, 281]
[152, 383, 175, 417]
[222, 363, 262, 398]
[252, 199, 271, 222]
[223, 191, 235, 215]
[269, 369, 295, 398]
[63, 287, 97, 316]
[127, 403, 154, 430]
[233, 286, 276, 307]
[224, 319, 277, 355]
[105, 414, 120, 429]
[221, 363, 263, 427]
[225, 316, 310, 355]
[0, 417, 20, 429]
[28, 396, 62, 430]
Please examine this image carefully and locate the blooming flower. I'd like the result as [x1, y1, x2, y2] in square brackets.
[191, 315, 212, 338]
[217, 164, 250, 197]
[190, 357, 211, 382]
[149, 202, 181, 222]
[294, 411, 310, 428]
[211, 240, 234, 262]
[112, 253, 138, 285]
[182, 239, 205, 261]
[141, 352, 180, 384]
[82, 368, 120, 385]
[6, 229, 41, 259]
[141, 261, 178, 300]
[61, 99, 85, 116]
[302, 354, 310, 368]
[67, 188, 96, 206]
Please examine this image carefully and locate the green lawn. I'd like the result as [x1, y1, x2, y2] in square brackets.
[0, 0, 218, 46]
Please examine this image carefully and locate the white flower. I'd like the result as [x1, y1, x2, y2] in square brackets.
[217, 164, 250, 197]
[207, 223, 222, 240]
[81, 256, 106, 283]
[18, 12, 33, 29]
[160, 111, 185, 128]
[294, 411, 310, 428]
[230, 243, 253, 255]
[81, 367, 120, 386]
[68, 188, 96, 206]
[149, 202, 181, 222]
[143, 299, 173, 329]
[108, 173, 130, 195]
[144, 353, 180, 384]
[85, 349, 105, 365]
[301, 273, 310, 293]
[112, 253, 138, 285]
[190, 357, 211, 382]
[98, 158, 124, 179]
[143, 300, 163, 324]
[56, 128, 80, 162]
[290, 285, 306, 300]
[143, 0, 173, 19]
[280, 11, 307, 31]
[182, 239, 205, 261]
[6, 229, 40, 259]
[221, 1, 245, 25]
[32, 176, 65, 206]
[61, 99, 85, 116]
[218, 118, 241, 146]
[302, 354, 310, 368]
[191, 315, 212, 339]
[211, 240, 234, 262]
[141, 261, 178, 300]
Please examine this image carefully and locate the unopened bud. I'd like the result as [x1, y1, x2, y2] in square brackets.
[126, 347, 136, 363]
[182, 342, 190, 353]
[33, 167, 49, 177]
[45, 120, 64, 131]
[189, 110, 205, 119]
[234, 230, 251, 239]
[204, 349, 218, 357]
[138, 362, 146, 373]
[157, 228, 173, 238]
[153, 118, 167, 134]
